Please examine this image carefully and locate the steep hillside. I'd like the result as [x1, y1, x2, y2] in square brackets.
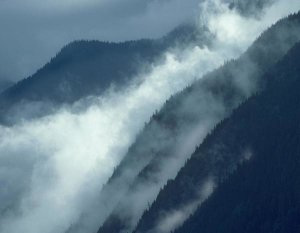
[96, 12, 300, 233]
[0, 23, 205, 124]
[172, 40, 300, 233]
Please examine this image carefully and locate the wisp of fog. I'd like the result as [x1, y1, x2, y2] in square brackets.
[0, 0, 299, 233]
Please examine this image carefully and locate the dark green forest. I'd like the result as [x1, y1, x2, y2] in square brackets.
[97, 12, 300, 233]
[0, 23, 205, 124]
[1, 1, 300, 233]
[173, 40, 300, 233]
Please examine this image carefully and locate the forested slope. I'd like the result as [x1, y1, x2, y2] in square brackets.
[173, 40, 300, 233]
[0, 23, 204, 124]
[97, 12, 300, 233]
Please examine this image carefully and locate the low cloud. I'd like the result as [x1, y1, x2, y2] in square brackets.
[0, 41, 230, 233]
[74, 1, 300, 233]
[108, 1, 300, 233]
[0, 1, 300, 233]
[156, 178, 215, 233]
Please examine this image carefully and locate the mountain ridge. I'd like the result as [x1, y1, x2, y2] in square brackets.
[173, 40, 300, 233]
[0, 23, 206, 125]
[96, 11, 300, 233]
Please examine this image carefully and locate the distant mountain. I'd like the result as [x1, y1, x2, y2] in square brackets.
[0, 80, 14, 93]
[95, 12, 300, 233]
[173, 40, 300, 233]
[0, 23, 206, 124]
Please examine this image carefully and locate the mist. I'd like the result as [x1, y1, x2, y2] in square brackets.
[0, 0, 300, 233]
[156, 178, 216, 233]
[139, 1, 300, 232]
[0, 0, 283, 82]
[96, 1, 300, 233]
[0, 38, 231, 233]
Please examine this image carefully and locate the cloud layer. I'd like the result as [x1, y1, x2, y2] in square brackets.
[0, 40, 231, 233]
[98, 2, 300, 233]
[0, 1, 300, 233]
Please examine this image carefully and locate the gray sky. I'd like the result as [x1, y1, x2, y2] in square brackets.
[0, 0, 201, 82]
[1, 1, 300, 233]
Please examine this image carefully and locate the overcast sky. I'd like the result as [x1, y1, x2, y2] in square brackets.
[0, 0, 201, 82]
[1, 1, 300, 233]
